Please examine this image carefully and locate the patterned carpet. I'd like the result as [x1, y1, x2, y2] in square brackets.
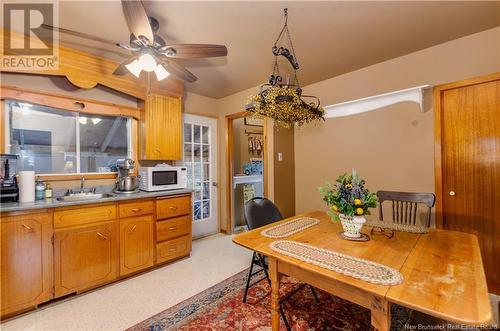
[126, 268, 456, 331]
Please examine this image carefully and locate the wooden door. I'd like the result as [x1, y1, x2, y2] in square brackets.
[54, 221, 118, 297]
[119, 216, 154, 276]
[141, 94, 182, 160]
[1, 212, 52, 317]
[435, 73, 500, 294]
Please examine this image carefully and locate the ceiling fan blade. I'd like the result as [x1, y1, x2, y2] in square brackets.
[160, 44, 227, 58]
[121, 0, 154, 45]
[41, 24, 118, 46]
[158, 56, 197, 82]
[113, 56, 139, 76]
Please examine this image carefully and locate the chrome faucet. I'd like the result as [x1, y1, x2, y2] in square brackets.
[80, 176, 85, 193]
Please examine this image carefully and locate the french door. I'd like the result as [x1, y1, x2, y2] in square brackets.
[182, 114, 218, 238]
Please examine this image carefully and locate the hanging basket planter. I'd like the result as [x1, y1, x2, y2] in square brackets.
[244, 8, 325, 128]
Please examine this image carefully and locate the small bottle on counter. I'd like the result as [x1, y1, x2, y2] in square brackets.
[35, 177, 46, 200]
[44, 183, 53, 199]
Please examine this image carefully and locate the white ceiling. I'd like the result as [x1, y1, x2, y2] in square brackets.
[43, 1, 500, 98]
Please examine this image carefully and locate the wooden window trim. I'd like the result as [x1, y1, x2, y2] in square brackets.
[1, 86, 140, 181]
[0, 85, 141, 119]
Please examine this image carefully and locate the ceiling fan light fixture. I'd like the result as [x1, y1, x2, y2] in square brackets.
[138, 53, 157, 72]
[154, 64, 170, 81]
[125, 59, 142, 77]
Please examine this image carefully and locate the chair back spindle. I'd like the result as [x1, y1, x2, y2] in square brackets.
[377, 191, 435, 227]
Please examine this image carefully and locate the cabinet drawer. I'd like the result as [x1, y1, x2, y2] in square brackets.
[119, 200, 154, 219]
[156, 215, 191, 242]
[156, 195, 191, 220]
[54, 204, 116, 229]
[156, 235, 191, 264]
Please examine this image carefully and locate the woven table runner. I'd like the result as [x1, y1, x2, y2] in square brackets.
[269, 240, 403, 285]
[261, 217, 320, 238]
[365, 220, 428, 234]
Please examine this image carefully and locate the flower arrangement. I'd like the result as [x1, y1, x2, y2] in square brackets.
[318, 169, 378, 222]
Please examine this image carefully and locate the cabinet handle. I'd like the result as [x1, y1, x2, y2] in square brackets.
[21, 223, 34, 232]
[129, 225, 137, 234]
[168, 248, 177, 252]
[155, 147, 161, 153]
[97, 232, 109, 240]
[169, 226, 177, 231]
[131, 208, 142, 213]
[169, 206, 178, 211]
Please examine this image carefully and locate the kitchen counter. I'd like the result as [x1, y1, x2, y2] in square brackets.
[0, 189, 193, 213]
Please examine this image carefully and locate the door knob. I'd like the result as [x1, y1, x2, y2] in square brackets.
[212, 182, 218, 187]
[449, 191, 456, 196]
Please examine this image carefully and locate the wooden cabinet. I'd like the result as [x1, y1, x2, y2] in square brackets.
[156, 215, 191, 242]
[155, 194, 192, 265]
[1, 211, 52, 317]
[119, 200, 154, 218]
[434, 72, 500, 294]
[156, 235, 191, 264]
[119, 215, 154, 276]
[1, 193, 192, 317]
[140, 94, 182, 160]
[54, 221, 118, 297]
[156, 195, 191, 220]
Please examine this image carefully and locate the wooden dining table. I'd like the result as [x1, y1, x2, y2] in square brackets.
[232, 210, 492, 330]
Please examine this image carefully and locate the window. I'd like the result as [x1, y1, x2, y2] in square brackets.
[4, 100, 132, 174]
[183, 123, 211, 221]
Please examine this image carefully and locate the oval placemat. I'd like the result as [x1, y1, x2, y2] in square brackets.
[261, 217, 320, 238]
[269, 240, 403, 286]
[365, 220, 428, 234]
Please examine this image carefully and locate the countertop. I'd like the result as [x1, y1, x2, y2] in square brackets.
[0, 189, 193, 213]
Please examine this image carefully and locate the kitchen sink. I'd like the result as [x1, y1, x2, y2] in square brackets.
[56, 192, 115, 202]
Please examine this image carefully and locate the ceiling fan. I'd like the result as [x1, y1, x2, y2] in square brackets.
[42, 0, 227, 83]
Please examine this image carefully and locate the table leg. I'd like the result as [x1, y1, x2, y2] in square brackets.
[370, 296, 391, 331]
[268, 257, 282, 331]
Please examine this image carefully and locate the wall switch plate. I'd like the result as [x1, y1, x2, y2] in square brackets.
[278, 152, 283, 161]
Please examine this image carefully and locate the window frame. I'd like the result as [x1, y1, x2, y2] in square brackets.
[1, 86, 140, 181]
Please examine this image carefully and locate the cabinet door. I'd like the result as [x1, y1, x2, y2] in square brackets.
[1, 212, 52, 316]
[142, 94, 182, 160]
[119, 216, 154, 276]
[54, 221, 118, 297]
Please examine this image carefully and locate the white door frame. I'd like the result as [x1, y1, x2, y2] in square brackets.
[183, 113, 218, 238]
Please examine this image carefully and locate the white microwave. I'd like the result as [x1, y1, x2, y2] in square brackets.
[139, 165, 188, 192]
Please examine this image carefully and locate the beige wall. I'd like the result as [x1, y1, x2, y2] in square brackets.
[214, 26, 500, 228]
[294, 26, 500, 221]
[273, 126, 295, 218]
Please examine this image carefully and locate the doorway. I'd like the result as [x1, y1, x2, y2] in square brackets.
[226, 113, 268, 233]
[183, 114, 218, 238]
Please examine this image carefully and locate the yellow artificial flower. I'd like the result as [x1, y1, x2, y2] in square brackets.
[354, 199, 362, 205]
[345, 183, 352, 189]
[330, 205, 338, 211]
[356, 208, 364, 215]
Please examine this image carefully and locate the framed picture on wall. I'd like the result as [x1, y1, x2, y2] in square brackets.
[244, 117, 264, 127]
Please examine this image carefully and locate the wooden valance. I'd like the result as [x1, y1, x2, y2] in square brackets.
[0, 29, 184, 100]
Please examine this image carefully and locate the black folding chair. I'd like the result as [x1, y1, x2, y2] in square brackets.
[242, 197, 319, 330]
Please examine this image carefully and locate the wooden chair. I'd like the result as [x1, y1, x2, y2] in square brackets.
[377, 190, 436, 227]
[243, 197, 319, 331]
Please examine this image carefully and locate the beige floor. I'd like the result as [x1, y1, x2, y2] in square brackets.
[1, 234, 251, 331]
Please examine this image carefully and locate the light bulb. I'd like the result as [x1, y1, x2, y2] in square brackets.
[154, 64, 170, 81]
[125, 59, 141, 77]
[138, 53, 156, 72]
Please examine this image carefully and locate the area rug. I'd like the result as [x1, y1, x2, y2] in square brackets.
[127, 268, 429, 330]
